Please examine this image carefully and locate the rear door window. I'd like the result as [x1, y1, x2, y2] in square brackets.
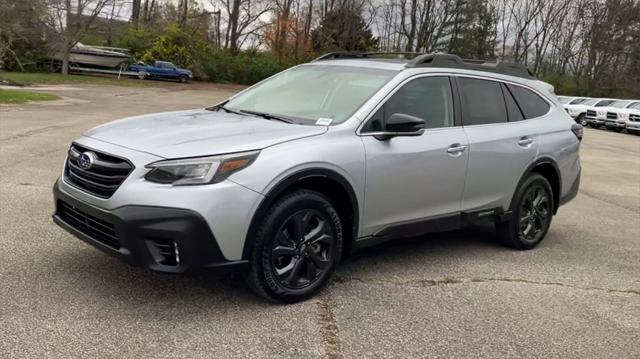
[458, 77, 508, 125]
[506, 84, 550, 119]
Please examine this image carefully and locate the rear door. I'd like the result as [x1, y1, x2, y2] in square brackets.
[457, 77, 545, 212]
[360, 75, 469, 237]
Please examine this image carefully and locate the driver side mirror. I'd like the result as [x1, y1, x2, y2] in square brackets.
[373, 113, 426, 140]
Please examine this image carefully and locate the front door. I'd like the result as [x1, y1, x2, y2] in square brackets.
[360, 76, 468, 237]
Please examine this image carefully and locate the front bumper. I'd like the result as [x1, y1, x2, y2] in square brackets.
[53, 183, 249, 273]
[585, 116, 605, 126]
[626, 122, 640, 131]
[604, 120, 626, 129]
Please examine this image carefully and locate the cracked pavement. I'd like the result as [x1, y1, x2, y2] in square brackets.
[1, 83, 639, 358]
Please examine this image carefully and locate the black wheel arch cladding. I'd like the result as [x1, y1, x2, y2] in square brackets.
[242, 168, 359, 260]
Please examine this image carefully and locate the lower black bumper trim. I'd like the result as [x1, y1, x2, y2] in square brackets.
[559, 169, 580, 207]
[53, 181, 246, 274]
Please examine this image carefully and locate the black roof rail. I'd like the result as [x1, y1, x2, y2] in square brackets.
[312, 52, 367, 61]
[406, 53, 535, 79]
[312, 51, 426, 62]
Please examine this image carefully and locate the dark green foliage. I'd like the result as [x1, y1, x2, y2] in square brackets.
[116, 25, 292, 85]
[200, 50, 292, 85]
[311, 7, 378, 52]
[445, 0, 497, 59]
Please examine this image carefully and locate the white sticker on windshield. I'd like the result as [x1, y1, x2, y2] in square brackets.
[316, 118, 333, 126]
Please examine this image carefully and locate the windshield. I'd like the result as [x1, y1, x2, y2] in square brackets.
[628, 102, 640, 110]
[582, 99, 598, 106]
[595, 100, 614, 107]
[225, 65, 396, 125]
[569, 98, 587, 105]
[610, 100, 630, 108]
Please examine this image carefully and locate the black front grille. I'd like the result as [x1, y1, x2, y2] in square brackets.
[65, 144, 133, 198]
[606, 112, 617, 119]
[630, 114, 640, 122]
[57, 200, 119, 249]
[586, 110, 596, 117]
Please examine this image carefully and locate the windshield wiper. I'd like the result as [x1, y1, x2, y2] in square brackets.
[206, 102, 246, 116]
[240, 110, 295, 124]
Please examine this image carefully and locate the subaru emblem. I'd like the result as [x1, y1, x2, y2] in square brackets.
[78, 152, 95, 170]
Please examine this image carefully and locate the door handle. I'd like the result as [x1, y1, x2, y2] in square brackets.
[447, 144, 467, 154]
[517, 137, 534, 147]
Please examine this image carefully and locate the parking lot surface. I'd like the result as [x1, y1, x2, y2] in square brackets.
[1, 84, 639, 358]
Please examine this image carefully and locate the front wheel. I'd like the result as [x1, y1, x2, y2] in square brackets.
[245, 189, 343, 302]
[496, 174, 554, 250]
[179, 75, 189, 83]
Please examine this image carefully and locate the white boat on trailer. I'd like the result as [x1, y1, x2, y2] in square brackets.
[53, 43, 131, 69]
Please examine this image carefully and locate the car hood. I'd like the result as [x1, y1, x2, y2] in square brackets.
[616, 108, 640, 115]
[565, 104, 589, 110]
[84, 109, 327, 158]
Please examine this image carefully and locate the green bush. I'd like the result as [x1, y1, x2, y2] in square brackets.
[116, 25, 294, 84]
[200, 51, 292, 84]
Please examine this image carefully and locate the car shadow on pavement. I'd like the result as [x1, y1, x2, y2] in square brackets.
[52, 223, 507, 305]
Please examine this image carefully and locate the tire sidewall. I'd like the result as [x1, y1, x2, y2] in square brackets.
[253, 190, 343, 302]
[510, 174, 554, 249]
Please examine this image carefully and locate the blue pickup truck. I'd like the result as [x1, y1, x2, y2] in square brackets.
[129, 61, 193, 83]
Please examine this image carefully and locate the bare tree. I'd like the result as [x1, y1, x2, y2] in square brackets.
[211, 0, 272, 53]
[43, 0, 120, 75]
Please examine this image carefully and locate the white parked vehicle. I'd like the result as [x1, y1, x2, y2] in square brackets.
[600, 100, 637, 131]
[616, 101, 640, 135]
[583, 99, 621, 128]
[562, 97, 596, 124]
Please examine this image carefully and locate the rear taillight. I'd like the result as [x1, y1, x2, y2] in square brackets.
[571, 124, 583, 141]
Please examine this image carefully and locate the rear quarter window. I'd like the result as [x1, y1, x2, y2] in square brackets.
[507, 84, 550, 119]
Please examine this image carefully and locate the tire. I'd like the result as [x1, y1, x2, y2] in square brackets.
[496, 174, 554, 250]
[244, 189, 343, 303]
[138, 72, 147, 80]
[576, 114, 586, 126]
[179, 75, 189, 83]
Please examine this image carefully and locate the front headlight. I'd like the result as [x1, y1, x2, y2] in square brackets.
[145, 150, 259, 185]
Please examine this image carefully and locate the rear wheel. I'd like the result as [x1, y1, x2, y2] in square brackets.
[245, 189, 342, 302]
[137, 72, 147, 80]
[496, 174, 553, 250]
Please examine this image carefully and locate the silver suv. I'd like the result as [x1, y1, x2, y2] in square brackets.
[52, 53, 582, 302]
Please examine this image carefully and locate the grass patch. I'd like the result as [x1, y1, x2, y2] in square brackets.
[438, 276, 461, 284]
[0, 89, 60, 104]
[0, 71, 157, 87]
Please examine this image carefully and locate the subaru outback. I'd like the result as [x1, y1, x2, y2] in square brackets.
[52, 53, 582, 302]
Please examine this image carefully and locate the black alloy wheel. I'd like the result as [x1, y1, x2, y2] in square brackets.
[496, 173, 554, 250]
[245, 189, 342, 302]
[517, 183, 551, 244]
[271, 209, 335, 289]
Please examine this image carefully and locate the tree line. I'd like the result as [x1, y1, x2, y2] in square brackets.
[1, 0, 638, 97]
